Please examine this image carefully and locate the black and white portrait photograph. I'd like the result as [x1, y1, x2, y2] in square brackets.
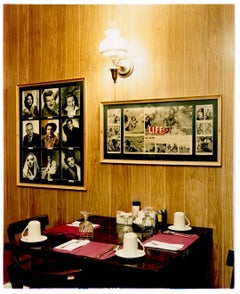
[22, 90, 39, 118]
[41, 119, 60, 148]
[22, 120, 40, 148]
[41, 88, 60, 117]
[61, 86, 81, 117]
[41, 151, 60, 180]
[62, 150, 81, 182]
[22, 150, 40, 180]
[62, 118, 81, 147]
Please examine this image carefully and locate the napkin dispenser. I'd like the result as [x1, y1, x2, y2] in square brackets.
[116, 211, 133, 225]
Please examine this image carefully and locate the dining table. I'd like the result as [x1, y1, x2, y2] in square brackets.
[5, 215, 213, 288]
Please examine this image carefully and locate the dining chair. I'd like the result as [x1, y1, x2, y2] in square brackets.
[6, 214, 83, 288]
[226, 249, 234, 288]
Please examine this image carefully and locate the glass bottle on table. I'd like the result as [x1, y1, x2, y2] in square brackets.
[79, 210, 94, 240]
[118, 213, 133, 244]
[142, 207, 156, 240]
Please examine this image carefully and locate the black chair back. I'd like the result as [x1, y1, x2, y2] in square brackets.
[6, 214, 83, 288]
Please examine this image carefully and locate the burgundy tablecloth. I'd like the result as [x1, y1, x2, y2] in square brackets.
[143, 233, 199, 251]
[54, 241, 118, 260]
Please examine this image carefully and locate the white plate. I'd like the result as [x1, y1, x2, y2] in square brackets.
[168, 225, 192, 232]
[115, 249, 146, 259]
[20, 235, 48, 243]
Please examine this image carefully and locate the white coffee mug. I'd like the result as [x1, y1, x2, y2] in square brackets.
[22, 220, 41, 241]
[173, 212, 190, 230]
[123, 232, 144, 256]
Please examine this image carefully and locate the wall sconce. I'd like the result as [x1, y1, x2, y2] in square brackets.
[99, 24, 134, 83]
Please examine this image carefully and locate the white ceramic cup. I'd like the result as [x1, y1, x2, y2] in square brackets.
[123, 232, 144, 256]
[173, 212, 190, 230]
[22, 220, 41, 241]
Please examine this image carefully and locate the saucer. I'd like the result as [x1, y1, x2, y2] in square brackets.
[20, 235, 48, 243]
[115, 249, 146, 259]
[168, 225, 192, 232]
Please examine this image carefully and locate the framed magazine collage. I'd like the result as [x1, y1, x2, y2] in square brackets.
[100, 95, 221, 166]
[17, 78, 86, 190]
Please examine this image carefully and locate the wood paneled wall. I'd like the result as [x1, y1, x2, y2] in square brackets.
[3, 4, 234, 288]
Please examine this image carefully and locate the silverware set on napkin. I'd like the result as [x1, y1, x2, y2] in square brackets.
[96, 245, 120, 258]
[55, 239, 90, 251]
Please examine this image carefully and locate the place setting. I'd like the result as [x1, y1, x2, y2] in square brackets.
[20, 220, 48, 245]
[168, 211, 192, 232]
[44, 210, 100, 238]
[53, 238, 120, 259]
[143, 212, 199, 251]
[115, 232, 145, 259]
[52, 210, 120, 260]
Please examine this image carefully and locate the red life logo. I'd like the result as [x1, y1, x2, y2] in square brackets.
[148, 126, 169, 135]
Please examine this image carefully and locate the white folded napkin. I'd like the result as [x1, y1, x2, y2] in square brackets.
[54, 239, 90, 251]
[67, 221, 99, 228]
[144, 240, 184, 251]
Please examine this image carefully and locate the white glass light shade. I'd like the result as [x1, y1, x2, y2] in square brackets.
[99, 28, 128, 57]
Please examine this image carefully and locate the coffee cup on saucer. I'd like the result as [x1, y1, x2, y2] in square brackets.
[122, 232, 144, 256]
[22, 220, 42, 242]
[173, 211, 190, 230]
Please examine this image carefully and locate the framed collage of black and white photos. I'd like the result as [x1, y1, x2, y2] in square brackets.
[100, 95, 221, 166]
[17, 78, 86, 190]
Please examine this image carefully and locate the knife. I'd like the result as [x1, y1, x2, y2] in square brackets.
[163, 230, 195, 238]
[96, 245, 118, 258]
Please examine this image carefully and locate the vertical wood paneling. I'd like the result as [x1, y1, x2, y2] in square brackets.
[207, 5, 234, 287]
[41, 5, 58, 81]
[3, 4, 234, 288]
[147, 165, 166, 209]
[207, 5, 224, 287]
[28, 5, 43, 81]
[165, 167, 185, 224]
[184, 168, 209, 226]
[184, 5, 209, 95]
[65, 5, 81, 77]
[56, 5, 67, 79]
[18, 5, 29, 83]
[111, 165, 132, 213]
[4, 5, 21, 223]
